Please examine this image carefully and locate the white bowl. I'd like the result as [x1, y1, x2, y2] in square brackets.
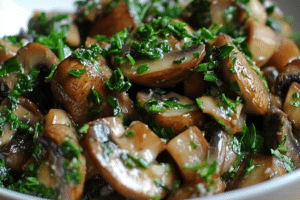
[0, 0, 300, 200]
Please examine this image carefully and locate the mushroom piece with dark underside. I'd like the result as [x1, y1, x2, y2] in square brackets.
[81, 116, 177, 200]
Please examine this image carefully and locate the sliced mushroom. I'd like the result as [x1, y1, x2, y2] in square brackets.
[212, 34, 269, 115]
[118, 44, 206, 88]
[246, 20, 277, 67]
[0, 39, 20, 65]
[0, 97, 42, 147]
[283, 82, 300, 132]
[43, 109, 76, 131]
[226, 154, 286, 190]
[246, 0, 267, 25]
[166, 126, 209, 182]
[264, 105, 300, 168]
[137, 90, 205, 135]
[262, 66, 279, 94]
[88, 0, 139, 38]
[184, 72, 210, 99]
[197, 95, 246, 135]
[266, 33, 300, 72]
[204, 121, 238, 175]
[37, 123, 86, 200]
[81, 116, 177, 199]
[276, 59, 300, 96]
[2, 43, 59, 91]
[51, 56, 111, 125]
[166, 175, 225, 199]
[111, 121, 166, 163]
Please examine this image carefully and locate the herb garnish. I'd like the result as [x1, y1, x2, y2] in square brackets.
[106, 68, 131, 93]
[68, 69, 87, 78]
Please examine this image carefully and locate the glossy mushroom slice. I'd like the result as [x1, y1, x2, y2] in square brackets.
[212, 34, 269, 115]
[226, 154, 286, 191]
[118, 44, 206, 88]
[266, 33, 300, 72]
[81, 117, 177, 199]
[197, 95, 246, 135]
[0, 43, 59, 92]
[246, 20, 277, 67]
[283, 82, 300, 132]
[167, 175, 225, 199]
[264, 105, 300, 168]
[184, 72, 209, 99]
[0, 39, 20, 65]
[36, 124, 86, 200]
[166, 126, 209, 182]
[276, 59, 300, 96]
[0, 97, 42, 147]
[137, 90, 205, 136]
[111, 121, 166, 163]
[204, 121, 238, 175]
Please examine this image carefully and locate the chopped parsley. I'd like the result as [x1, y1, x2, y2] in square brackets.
[125, 131, 136, 139]
[190, 141, 198, 149]
[106, 68, 131, 93]
[45, 64, 57, 80]
[68, 69, 87, 78]
[244, 158, 261, 175]
[107, 96, 121, 116]
[121, 153, 149, 169]
[86, 88, 103, 117]
[137, 64, 150, 74]
[0, 57, 23, 78]
[72, 43, 102, 67]
[173, 56, 187, 64]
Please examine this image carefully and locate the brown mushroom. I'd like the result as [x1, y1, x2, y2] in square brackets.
[283, 82, 300, 132]
[197, 95, 246, 135]
[264, 105, 300, 168]
[118, 44, 206, 88]
[0, 39, 20, 65]
[166, 126, 209, 182]
[137, 90, 205, 135]
[2, 43, 59, 91]
[36, 123, 86, 200]
[266, 33, 300, 72]
[246, 20, 277, 67]
[276, 59, 300, 96]
[212, 34, 269, 115]
[226, 154, 286, 190]
[81, 116, 177, 199]
[184, 72, 210, 99]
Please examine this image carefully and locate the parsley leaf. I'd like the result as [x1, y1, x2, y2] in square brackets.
[68, 69, 87, 78]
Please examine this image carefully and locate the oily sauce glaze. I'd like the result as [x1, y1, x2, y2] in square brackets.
[0, 0, 300, 199]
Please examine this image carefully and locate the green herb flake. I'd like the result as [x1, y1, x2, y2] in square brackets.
[137, 64, 150, 74]
[154, 178, 169, 191]
[126, 54, 136, 65]
[68, 69, 87, 78]
[292, 92, 300, 99]
[196, 98, 203, 109]
[45, 64, 57, 80]
[106, 68, 132, 93]
[78, 124, 90, 134]
[60, 140, 83, 159]
[190, 141, 198, 149]
[0, 58, 23, 78]
[0, 44, 7, 54]
[125, 131, 136, 139]
[230, 81, 241, 92]
[173, 56, 187, 64]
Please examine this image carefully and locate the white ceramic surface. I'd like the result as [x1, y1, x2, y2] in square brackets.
[0, 0, 300, 200]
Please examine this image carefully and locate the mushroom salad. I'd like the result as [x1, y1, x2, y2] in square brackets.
[0, 0, 300, 199]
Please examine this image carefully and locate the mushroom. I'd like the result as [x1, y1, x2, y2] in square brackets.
[0, 97, 42, 147]
[0, 39, 20, 65]
[262, 66, 279, 94]
[81, 116, 177, 199]
[88, 0, 139, 38]
[51, 55, 137, 125]
[166, 126, 209, 182]
[36, 124, 86, 200]
[204, 121, 238, 175]
[212, 34, 269, 115]
[226, 154, 286, 190]
[197, 95, 246, 135]
[246, 20, 277, 67]
[266, 33, 300, 72]
[276, 59, 300, 96]
[264, 105, 300, 168]
[136, 90, 205, 136]
[166, 175, 225, 199]
[246, 0, 268, 25]
[2, 43, 59, 91]
[118, 44, 206, 88]
[283, 82, 300, 132]
[184, 72, 210, 99]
